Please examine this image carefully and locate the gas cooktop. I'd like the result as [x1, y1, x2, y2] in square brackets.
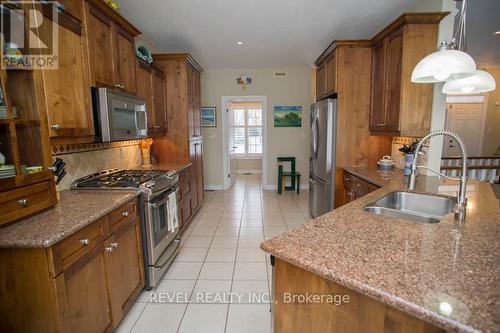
[70, 169, 178, 194]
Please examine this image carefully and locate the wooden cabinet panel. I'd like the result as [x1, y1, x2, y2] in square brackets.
[194, 141, 204, 204]
[114, 27, 137, 94]
[193, 70, 202, 137]
[105, 216, 144, 325]
[55, 242, 113, 333]
[153, 67, 167, 133]
[136, 62, 155, 132]
[180, 195, 192, 231]
[370, 40, 386, 130]
[274, 258, 445, 333]
[326, 53, 336, 95]
[316, 62, 327, 100]
[384, 30, 403, 132]
[186, 65, 195, 139]
[188, 147, 198, 211]
[38, 14, 94, 140]
[84, 3, 115, 88]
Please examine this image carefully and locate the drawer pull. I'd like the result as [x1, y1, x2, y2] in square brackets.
[51, 124, 61, 130]
[110, 242, 119, 249]
[80, 239, 90, 246]
[17, 198, 29, 207]
[121, 211, 129, 217]
[105, 246, 114, 253]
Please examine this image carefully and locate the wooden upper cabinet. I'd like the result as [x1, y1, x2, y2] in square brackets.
[83, 0, 140, 93]
[193, 70, 202, 137]
[369, 13, 447, 136]
[136, 61, 155, 132]
[136, 61, 167, 136]
[114, 27, 137, 94]
[315, 49, 337, 101]
[37, 7, 94, 142]
[84, 3, 115, 88]
[370, 40, 386, 130]
[153, 67, 167, 134]
[315, 62, 327, 100]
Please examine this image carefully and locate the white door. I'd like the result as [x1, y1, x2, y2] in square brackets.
[227, 107, 236, 187]
[443, 102, 486, 156]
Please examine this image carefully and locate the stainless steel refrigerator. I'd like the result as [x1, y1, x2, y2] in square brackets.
[309, 98, 337, 218]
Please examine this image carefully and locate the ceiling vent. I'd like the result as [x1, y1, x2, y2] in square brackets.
[273, 71, 287, 78]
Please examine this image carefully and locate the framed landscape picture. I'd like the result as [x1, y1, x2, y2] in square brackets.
[201, 106, 217, 127]
[274, 106, 302, 127]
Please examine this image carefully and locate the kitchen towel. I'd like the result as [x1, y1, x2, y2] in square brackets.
[167, 191, 179, 232]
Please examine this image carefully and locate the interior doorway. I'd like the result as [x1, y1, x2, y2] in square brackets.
[222, 96, 267, 190]
[443, 95, 488, 156]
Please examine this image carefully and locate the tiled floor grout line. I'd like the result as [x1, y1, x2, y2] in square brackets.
[224, 175, 248, 333]
[175, 192, 221, 333]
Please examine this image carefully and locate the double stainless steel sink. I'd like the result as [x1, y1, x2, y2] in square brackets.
[363, 191, 457, 224]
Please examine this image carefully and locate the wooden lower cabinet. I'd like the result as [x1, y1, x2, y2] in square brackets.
[0, 198, 144, 332]
[56, 242, 114, 333]
[341, 170, 380, 206]
[178, 166, 194, 232]
[273, 258, 445, 333]
[105, 216, 144, 325]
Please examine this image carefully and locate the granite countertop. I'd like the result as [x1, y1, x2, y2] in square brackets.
[0, 190, 140, 248]
[261, 166, 500, 333]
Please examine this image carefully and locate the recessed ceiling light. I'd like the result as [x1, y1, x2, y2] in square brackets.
[236, 41, 243, 46]
[493, 31, 500, 36]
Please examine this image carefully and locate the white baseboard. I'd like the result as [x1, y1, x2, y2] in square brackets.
[204, 184, 225, 191]
[236, 169, 262, 174]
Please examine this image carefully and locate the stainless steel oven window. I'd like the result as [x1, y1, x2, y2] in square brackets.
[149, 198, 170, 247]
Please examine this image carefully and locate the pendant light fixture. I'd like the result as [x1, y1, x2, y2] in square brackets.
[411, 0, 496, 94]
[443, 69, 496, 94]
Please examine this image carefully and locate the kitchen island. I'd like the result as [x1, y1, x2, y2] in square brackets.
[261, 167, 500, 333]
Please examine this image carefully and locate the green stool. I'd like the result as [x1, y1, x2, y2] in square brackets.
[277, 157, 301, 194]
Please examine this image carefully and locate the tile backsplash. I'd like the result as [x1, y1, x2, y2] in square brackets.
[55, 144, 142, 190]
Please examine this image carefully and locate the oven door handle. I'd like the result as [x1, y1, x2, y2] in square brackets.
[149, 188, 179, 208]
[149, 196, 170, 209]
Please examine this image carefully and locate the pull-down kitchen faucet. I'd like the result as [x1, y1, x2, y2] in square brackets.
[408, 130, 468, 221]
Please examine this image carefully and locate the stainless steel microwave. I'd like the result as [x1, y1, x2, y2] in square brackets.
[92, 87, 147, 142]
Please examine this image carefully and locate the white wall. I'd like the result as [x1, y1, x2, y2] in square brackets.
[201, 68, 312, 189]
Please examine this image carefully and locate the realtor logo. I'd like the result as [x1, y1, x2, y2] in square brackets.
[0, 1, 59, 69]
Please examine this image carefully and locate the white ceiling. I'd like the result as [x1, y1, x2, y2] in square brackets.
[119, 0, 423, 68]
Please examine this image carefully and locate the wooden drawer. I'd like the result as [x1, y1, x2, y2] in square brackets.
[50, 216, 109, 276]
[0, 181, 57, 226]
[108, 199, 138, 232]
[180, 194, 192, 231]
[178, 169, 191, 202]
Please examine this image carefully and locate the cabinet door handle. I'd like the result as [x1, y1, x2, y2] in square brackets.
[17, 198, 29, 207]
[51, 124, 61, 130]
[110, 242, 118, 248]
[121, 211, 129, 217]
[80, 238, 90, 246]
[376, 123, 385, 127]
[105, 246, 114, 253]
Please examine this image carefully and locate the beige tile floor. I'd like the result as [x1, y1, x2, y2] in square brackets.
[117, 174, 311, 333]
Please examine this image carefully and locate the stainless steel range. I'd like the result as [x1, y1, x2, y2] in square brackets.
[71, 169, 180, 289]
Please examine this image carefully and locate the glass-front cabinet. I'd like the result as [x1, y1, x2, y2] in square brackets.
[0, 3, 57, 226]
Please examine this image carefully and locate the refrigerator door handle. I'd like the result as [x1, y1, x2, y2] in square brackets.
[314, 116, 319, 158]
